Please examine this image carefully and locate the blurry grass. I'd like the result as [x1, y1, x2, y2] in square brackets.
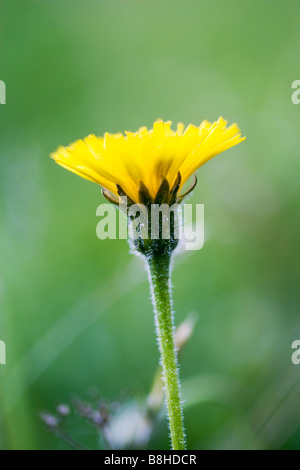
[0, 0, 300, 450]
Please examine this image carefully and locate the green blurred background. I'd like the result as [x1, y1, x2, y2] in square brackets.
[0, 0, 300, 450]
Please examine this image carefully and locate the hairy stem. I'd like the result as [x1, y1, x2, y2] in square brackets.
[147, 252, 186, 450]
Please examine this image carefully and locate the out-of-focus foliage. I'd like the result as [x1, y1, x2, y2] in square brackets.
[0, 0, 299, 450]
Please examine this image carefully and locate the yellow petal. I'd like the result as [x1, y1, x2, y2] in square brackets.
[51, 118, 245, 203]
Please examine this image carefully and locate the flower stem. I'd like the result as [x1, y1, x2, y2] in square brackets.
[147, 252, 186, 450]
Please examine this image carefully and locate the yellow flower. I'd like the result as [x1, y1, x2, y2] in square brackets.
[51, 117, 245, 205]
